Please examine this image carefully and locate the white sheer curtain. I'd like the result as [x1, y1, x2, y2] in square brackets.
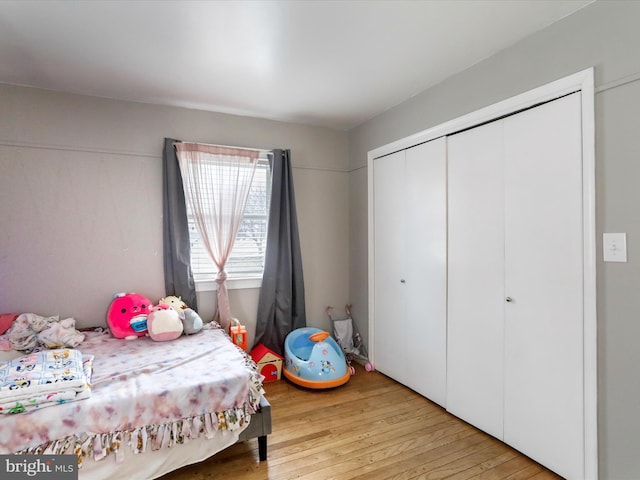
[175, 143, 258, 330]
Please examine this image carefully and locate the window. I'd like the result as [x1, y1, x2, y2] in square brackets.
[188, 153, 271, 287]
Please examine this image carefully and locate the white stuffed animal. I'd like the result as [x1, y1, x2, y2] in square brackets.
[157, 296, 204, 335]
[146, 304, 183, 341]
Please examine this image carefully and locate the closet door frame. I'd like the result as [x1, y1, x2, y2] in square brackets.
[367, 68, 597, 479]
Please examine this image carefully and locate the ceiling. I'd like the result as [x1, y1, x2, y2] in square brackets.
[0, 0, 594, 130]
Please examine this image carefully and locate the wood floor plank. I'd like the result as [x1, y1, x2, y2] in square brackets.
[161, 366, 563, 480]
[527, 471, 564, 480]
[471, 456, 545, 480]
[265, 407, 450, 468]
[425, 449, 518, 480]
[346, 431, 489, 480]
[500, 463, 547, 480]
[285, 423, 479, 479]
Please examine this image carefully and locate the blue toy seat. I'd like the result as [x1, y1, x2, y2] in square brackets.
[283, 327, 350, 389]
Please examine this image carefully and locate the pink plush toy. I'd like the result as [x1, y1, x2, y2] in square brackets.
[107, 292, 151, 340]
[147, 304, 183, 342]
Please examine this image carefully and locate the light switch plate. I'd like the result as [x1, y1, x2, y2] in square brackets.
[603, 233, 627, 262]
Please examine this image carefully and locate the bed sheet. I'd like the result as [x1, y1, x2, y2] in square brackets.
[0, 324, 264, 467]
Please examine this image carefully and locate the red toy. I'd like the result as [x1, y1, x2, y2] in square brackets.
[250, 344, 283, 382]
[107, 292, 152, 340]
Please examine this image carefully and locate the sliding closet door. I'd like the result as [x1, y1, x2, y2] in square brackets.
[447, 121, 505, 440]
[502, 92, 584, 480]
[448, 92, 585, 479]
[373, 150, 407, 384]
[372, 138, 447, 405]
[405, 139, 447, 405]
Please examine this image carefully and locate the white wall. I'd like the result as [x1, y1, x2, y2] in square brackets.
[347, 1, 640, 478]
[0, 84, 350, 347]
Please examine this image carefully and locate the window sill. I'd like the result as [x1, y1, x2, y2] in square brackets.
[195, 277, 263, 292]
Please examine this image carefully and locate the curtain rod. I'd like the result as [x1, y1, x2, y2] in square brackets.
[175, 140, 272, 156]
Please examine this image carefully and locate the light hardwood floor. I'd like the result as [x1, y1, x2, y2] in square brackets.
[162, 365, 562, 480]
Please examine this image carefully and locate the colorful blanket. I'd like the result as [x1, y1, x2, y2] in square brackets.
[0, 325, 264, 467]
[0, 349, 93, 414]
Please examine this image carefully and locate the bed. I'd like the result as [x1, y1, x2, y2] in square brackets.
[0, 324, 270, 479]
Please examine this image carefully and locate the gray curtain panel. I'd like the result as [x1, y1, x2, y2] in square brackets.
[254, 149, 306, 355]
[162, 138, 198, 310]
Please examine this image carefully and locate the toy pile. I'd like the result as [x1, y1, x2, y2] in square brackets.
[0, 292, 207, 352]
[106, 293, 203, 342]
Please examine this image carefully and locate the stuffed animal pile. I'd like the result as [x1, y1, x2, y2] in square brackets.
[106, 293, 203, 342]
[0, 292, 206, 351]
[157, 295, 204, 335]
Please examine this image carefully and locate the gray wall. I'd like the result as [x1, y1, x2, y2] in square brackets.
[0, 85, 350, 348]
[348, 1, 640, 478]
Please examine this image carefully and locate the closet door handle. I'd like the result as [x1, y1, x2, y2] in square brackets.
[505, 297, 513, 303]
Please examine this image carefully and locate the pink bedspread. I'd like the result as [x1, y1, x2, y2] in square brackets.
[0, 324, 264, 465]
